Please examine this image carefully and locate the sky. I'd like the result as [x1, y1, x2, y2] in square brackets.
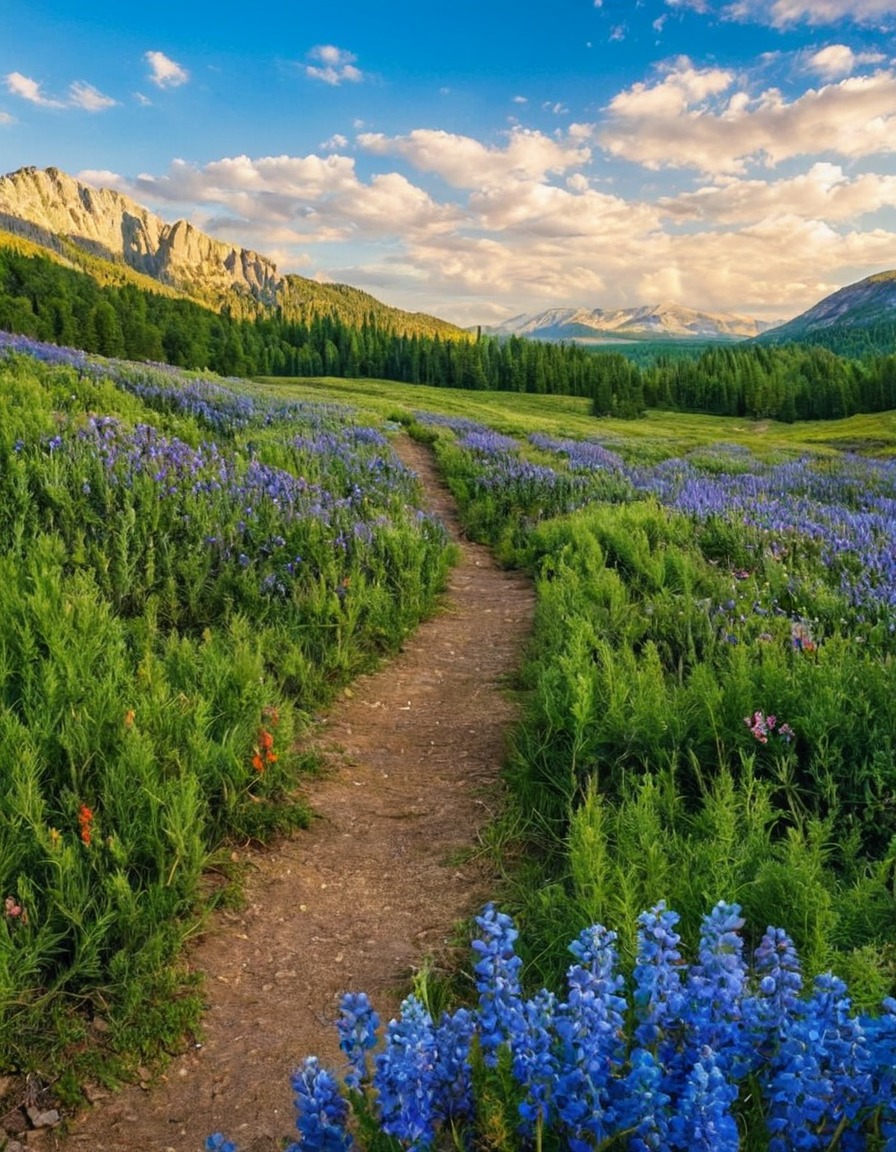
[2, 0, 896, 327]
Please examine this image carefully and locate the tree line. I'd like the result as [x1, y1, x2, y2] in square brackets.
[2, 243, 896, 422]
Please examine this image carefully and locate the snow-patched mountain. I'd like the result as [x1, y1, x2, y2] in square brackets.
[759, 271, 896, 342]
[487, 303, 773, 342]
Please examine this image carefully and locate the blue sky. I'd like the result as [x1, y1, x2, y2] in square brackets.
[2, 0, 896, 325]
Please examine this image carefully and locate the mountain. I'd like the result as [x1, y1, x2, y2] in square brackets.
[759, 271, 896, 346]
[485, 302, 773, 343]
[0, 165, 464, 339]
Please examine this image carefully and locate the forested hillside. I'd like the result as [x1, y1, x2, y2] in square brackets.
[3, 239, 896, 421]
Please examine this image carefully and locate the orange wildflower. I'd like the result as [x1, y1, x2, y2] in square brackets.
[78, 804, 94, 846]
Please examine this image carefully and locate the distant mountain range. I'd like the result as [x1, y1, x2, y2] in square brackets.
[0, 165, 465, 339]
[484, 303, 776, 344]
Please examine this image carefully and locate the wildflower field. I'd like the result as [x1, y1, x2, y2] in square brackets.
[0, 334, 452, 1088]
[313, 410, 893, 1149]
[420, 415, 896, 991]
[4, 338, 896, 1147]
[209, 382, 896, 1151]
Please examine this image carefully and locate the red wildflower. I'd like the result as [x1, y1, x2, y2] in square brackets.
[78, 804, 94, 846]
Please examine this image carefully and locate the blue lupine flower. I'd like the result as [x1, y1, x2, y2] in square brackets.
[373, 995, 437, 1148]
[684, 902, 751, 1074]
[512, 988, 558, 1137]
[668, 1046, 740, 1151]
[288, 1057, 353, 1152]
[430, 1007, 475, 1126]
[471, 903, 525, 1064]
[337, 991, 380, 1091]
[202, 905, 896, 1151]
[554, 924, 627, 1145]
[617, 1046, 672, 1152]
[633, 902, 686, 1049]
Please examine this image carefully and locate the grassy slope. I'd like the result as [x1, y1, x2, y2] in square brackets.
[255, 374, 896, 457]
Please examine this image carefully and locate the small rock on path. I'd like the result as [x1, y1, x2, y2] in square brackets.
[58, 435, 535, 1152]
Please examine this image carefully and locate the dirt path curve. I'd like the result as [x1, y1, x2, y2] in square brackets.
[59, 435, 535, 1152]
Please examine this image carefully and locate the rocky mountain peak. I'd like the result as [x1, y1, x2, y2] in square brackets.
[0, 165, 282, 307]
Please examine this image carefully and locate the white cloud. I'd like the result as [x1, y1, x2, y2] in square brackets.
[512, 95, 528, 104]
[123, 152, 458, 251]
[93, 103, 896, 325]
[144, 50, 189, 89]
[357, 127, 591, 188]
[305, 45, 363, 86]
[4, 71, 65, 107]
[609, 25, 626, 40]
[68, 81, 116, 111]
[469, 180, 661, 238]
[542, 100, 569, 114]
[4, 71, 115, 111]
[134, 91, 152, 106]
[0, 110, 13, 124]
[78, 169, 128, 192]
[724, 0, 896, 26]
[600, 62, 896, 173]
[321, 133, 348, 151]
[661, 162, 896, 224]
[806, 44, 885, 79]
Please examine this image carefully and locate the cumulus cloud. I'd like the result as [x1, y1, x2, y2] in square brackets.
[661, 162, 896, 224]
[96, 101, 896, 325]
[305, 45, 363, 86]
[4, 71, 115, 111]
[806, 44, 885, 79]
[357, 127, 591, 188]
[724, 0, 896, 27]
[121, 153, 458, 251]
[600, 61, 896, 173]
[320, 133, 348, 150]
[144, 50, 189, 89]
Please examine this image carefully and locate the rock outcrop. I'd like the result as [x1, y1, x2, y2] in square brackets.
[0, 166, 282, 307]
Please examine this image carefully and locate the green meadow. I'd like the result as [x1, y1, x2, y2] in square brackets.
[2, 348, 896, 1137]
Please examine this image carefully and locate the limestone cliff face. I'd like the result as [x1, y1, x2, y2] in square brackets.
[0, 166, 282, 306]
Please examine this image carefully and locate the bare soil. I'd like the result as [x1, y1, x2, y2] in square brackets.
[55, 436, 535, 1152]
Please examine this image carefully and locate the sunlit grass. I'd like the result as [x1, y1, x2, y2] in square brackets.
[256, 376, 896, 458]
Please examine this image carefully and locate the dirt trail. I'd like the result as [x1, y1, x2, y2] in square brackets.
[58, 435, 535, 1152]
